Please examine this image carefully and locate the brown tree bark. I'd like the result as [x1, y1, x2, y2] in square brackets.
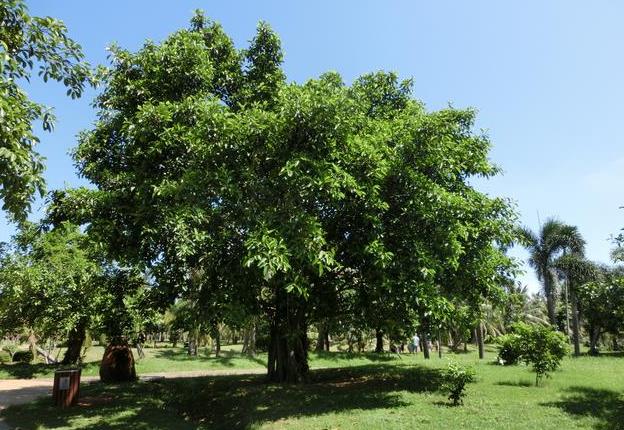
[62, 321, 86, 365]
[374, 328, 384, 353]
[476, 323, 484, 360]
[422, 331, 430, 359]
[315, 323, 326, 352]
[571, 290, 581, 356]
[211, 322, 221, 357]
[267, 291, 309, 383]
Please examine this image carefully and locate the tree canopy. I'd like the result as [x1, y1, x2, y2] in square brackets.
[49, 12, 518, 382]
[0, 0, 96, 221]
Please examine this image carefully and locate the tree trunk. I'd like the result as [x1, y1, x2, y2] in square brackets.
[315, 323, 326, 352]
[248, 323, 256, 356]
[267, 290, 309, 383]
[62, 321, 86, 365]
[374, 329, 384, 353]
[211, 322, 221, 357]
[324, 331, 330, 351]
[438, 329, 442, 359]
[589, 327, 600, 355]
[187, 331, 198, 356]
[422, 331, 430, 359]
[544, 273, 557, 326]
[27, 332, 37, 364]
[476, 323, 484, 360]
[570, 290, 581, 356]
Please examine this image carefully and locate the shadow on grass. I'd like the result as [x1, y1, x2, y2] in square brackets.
[496, 379, 533, 387]
[542, 386, 624, 430]
[0, 361, 100, 379]
[581, 351, 624, 359]
[2, 364, 444, 430]
[151, 348, 267, 368]
[310, 350, 400, 362]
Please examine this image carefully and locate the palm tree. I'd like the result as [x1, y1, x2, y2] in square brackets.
[519, 219, 584, 326]
[554, 254, 597, 355]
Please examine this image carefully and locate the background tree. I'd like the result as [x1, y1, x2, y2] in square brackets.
[577, 266, 624, 354]
[554, 253, 597, 355]
[520, 219, 584, 326]
[0, 0, 97, 221]
[0, 222, 100, 364]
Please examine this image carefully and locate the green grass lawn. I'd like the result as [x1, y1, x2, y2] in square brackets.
[0, 344, 415, 379]
[3, 346, 624, 429]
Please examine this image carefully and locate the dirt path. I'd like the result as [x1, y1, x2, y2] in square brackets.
[0, 368, 267, 428]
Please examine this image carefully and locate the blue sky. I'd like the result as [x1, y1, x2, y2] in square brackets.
[3, 1, 624, 293]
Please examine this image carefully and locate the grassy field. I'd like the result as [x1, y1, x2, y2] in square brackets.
[0, 344, 417, 379]
[0, 344, 265, 379]
[2, 346, 624, 429]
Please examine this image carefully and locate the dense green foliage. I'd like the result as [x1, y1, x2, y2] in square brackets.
[0, 0, 96, 221]
[577, 268, 624, 354]
[519, 220, 584, 326]
[49, 12, 518, 382]
[443, 360, 476, 405]
[11, 349, 32, 363]
[0, 223, 99, 345]
[0, 223, 153, 364]
[496, 333, 523, 365]
[502, 322, 569, 386]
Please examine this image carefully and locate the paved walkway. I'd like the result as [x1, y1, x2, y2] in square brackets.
[0, 368, 266, 429]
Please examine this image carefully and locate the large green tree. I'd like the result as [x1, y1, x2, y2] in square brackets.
[0, 0, 97, 221]
[520, 220, 584, 326]
[52, 12, 517, 382]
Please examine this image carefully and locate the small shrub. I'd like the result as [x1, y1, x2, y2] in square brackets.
[503, 322, 568, 386]
[13, 350, 34, 363]
[496, 333, 523, 365]
[443, 361, 476, 405]
[0, 351, 11, 364]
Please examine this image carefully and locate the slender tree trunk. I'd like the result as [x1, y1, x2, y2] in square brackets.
[324, 331, 330, 351]
[375, 329, 384, 353]
[211, 322, 221, 357]
[27, 332, 37, 364]
[422, 331, 430, 359]
[248, 322, 256, 356]
[62, 321, 87, 365]
[187, 331, 198, 356]
[570, 290, 581, 356]
[315, 323, 326, 352]
[476, 323, 484, 360]
[438, 329, 442, 359]
[589, 327, 600, 355]
[267, 290, 309, 383]
[544, 273, 558, 326]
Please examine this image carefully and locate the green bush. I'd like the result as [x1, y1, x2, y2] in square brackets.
[496, 333, 523, 365]
[442, 361, 476, 405]
[0, 351, 11, 363]
[13, 350, 34, 363]
[501, 323, 568, 386]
